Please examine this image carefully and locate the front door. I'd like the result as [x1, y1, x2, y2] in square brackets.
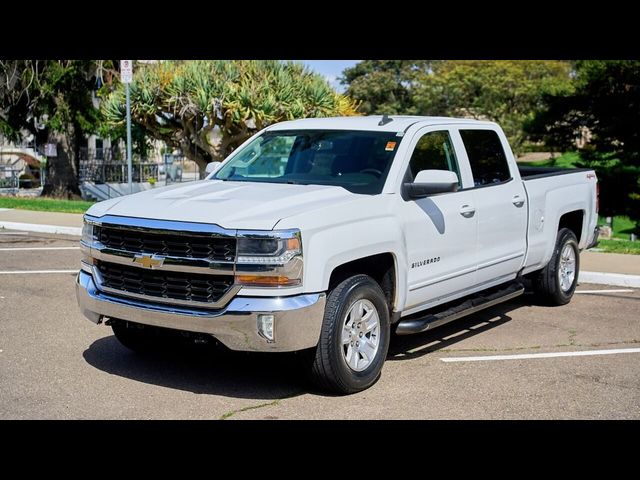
[401, 128, 478, 313]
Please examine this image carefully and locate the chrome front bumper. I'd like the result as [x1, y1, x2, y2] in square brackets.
[76, 270, 325, 352]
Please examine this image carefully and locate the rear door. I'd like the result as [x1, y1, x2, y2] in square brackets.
[400, 127, 478, 313]
[458, 127, 528, 286]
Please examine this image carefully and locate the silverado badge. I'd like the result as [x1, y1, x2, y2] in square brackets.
[132, 253, 165, 269]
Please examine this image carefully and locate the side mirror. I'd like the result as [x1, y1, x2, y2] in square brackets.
[205, 161, 222, 175]
[404, 169, 459, 199]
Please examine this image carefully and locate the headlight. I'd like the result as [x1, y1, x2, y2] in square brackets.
[81, 220, 94, 245]
[237, 236, 301, 264]
[235, 230, 302, 287]
[80, 218, 97, 273]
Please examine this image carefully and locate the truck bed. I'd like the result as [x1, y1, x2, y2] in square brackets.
[518, 165, 592, 180]
[520, 164, 598, 275]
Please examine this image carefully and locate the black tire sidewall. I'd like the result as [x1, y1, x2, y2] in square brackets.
[325, 276, 390, 392]
[550, 229, 580, 303]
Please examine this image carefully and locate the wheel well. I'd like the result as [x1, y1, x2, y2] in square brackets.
[329, 253, 396, 310]
[558, 210, 584, 243]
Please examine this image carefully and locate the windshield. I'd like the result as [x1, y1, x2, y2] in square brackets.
[213, 129, 402, 194]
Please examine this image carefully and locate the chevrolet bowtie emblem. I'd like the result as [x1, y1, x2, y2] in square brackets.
[133, 254, 165, 269]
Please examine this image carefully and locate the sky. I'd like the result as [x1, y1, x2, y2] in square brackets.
[299, 60, 360, 92]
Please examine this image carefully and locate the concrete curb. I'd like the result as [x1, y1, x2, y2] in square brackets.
[579, 271, 640, 288]
[0, 221, 82, 237]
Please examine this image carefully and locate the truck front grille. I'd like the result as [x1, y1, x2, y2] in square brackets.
[96, 261, 234, 305]
[96, 225, 236, 261]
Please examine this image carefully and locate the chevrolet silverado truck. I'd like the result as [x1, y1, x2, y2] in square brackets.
[77, 116, 599, 394]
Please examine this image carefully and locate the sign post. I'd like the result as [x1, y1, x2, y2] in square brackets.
[120, 60, 133, 194]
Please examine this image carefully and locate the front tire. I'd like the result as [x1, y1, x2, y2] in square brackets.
[532, 228, 580, 305]
[309, 274, 390, 394]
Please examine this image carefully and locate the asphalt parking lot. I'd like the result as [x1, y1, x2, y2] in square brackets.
[0, 230, 638, 419]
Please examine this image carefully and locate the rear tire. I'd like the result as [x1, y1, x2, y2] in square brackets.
[308, 274, 390, 394]
[532, 228, 580, 305]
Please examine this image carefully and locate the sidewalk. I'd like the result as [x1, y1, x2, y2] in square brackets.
[581, 251, 640, 276]
[0, 208, 83, 235]
[579, 251, 640, 287]
[0, 208, 639, 286]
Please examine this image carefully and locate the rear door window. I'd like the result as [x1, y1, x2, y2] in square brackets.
[460, 129, 511, 187]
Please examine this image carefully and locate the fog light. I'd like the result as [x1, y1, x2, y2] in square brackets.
[257, 314, 275, 342]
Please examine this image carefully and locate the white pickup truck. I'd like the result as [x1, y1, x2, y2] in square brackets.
[77, 116, 599, 393]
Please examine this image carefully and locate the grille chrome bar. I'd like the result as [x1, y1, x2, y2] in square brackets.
[95, 226, 236, 262]
[90, 245, 235, 275]
[84, 214, 237, 237]
[92, 264, 241, 310]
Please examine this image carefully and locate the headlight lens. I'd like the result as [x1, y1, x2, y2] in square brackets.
[237, 236, 301, 264]
[235, 230, 302, 287]
[81, 221, 94, 245]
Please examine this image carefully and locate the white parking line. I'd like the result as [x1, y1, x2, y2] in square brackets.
[441, 348, 640, 363]
[575, 289, 634, 294]
[0, 232, 29, 235]
[0, 246, 80, 251]
[0, 269, 78, 275]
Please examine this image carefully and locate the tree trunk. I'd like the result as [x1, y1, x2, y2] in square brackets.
[41, 130, 81, 199]
[181, 142, 217, 179]
[183, 151, 212, 179]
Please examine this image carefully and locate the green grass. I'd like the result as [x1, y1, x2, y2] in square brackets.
[519, 151, 582, 169]
[595, 239, 640, 255]
[0, 197, 94, 214]
[595, 216, 639, 254]
[598, 215, 638, 239]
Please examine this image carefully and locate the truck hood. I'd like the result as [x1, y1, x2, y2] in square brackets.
[86, 180, 359, 230]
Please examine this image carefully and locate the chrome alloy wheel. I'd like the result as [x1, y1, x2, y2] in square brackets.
[558, 244, 577, 292]
[341, 299, 380, 372]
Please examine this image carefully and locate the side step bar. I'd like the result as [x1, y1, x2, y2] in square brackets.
[396, 282, 525, 335]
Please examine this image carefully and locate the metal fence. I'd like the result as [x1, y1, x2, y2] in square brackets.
[78, 147, 159, 183]
[0, 166, 19, 191]
[77, 148, 203, 185]
[79, 160, 159, 183]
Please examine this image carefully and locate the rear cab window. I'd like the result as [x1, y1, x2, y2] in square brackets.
[459, 129, 511, 187]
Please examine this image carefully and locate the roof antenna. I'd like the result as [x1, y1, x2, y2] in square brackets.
[378, 114, 393, 126]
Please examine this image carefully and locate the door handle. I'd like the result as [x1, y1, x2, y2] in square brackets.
[459, 205, 476, 218]
[512, 195, 525, 207]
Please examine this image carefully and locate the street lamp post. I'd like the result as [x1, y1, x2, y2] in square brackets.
[125, 83, 133, 194]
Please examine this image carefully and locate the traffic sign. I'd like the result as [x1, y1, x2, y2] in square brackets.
[120, 60, 133, 83]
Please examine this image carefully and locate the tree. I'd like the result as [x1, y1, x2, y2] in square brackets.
[101, 60, 359, 174]
[528, 61, 640, 222]
[414, 61, 573, 152]
[341, 60, 433, 115]
[341, 60, 573, 153]
[0, 60, 109, 197]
